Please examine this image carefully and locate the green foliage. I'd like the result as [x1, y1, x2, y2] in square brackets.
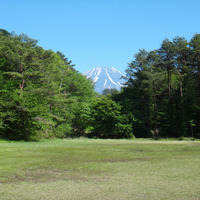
[87, 97, 133, 139]
[117, 34, 200, 138]
[0, 30, 95, 140]
[102, 88, 119, 96]
[1, 29, 200, 140]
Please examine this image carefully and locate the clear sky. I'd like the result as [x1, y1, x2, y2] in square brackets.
[0, 0, 200, 73]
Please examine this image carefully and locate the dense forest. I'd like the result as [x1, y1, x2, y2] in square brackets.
[0, 29, 96, 140]
[0, 29, 200, 140]
[114, 34, 200, 139]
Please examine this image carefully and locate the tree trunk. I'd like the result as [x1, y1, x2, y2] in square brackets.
[178, 70, 183, 102]
[19, 63, 25, 97]
[168, 69, 171, 97]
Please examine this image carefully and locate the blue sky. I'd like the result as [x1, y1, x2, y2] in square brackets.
[0, 0, 200, 73]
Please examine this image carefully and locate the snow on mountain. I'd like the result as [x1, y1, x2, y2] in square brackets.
[83, 67, 126, 93]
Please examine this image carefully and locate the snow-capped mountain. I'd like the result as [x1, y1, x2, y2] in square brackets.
[83, 67, 126, 93]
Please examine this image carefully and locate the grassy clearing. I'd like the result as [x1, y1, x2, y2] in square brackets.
[0, 138, 200, 200]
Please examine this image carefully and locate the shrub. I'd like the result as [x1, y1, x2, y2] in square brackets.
[88, 97, 134, 139]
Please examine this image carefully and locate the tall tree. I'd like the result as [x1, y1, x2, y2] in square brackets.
[0, 30, 96, 140]
[120, 34, 200, 138]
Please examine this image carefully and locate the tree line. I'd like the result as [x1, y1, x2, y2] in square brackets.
[0, 29, 199, 140]
[112, 35, 200, 139]
[0, 29, 95, 140]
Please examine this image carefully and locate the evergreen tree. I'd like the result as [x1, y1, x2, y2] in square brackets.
[119, 34, 200, 138]
[0, 30, 95, 140]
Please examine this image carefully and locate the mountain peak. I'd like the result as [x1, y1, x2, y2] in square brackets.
[83, 67, 126, 93]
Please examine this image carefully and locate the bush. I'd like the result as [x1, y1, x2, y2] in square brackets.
[88, 97, 134, 139]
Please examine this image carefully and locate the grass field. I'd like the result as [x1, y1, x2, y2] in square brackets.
[0, 138, 200, 200]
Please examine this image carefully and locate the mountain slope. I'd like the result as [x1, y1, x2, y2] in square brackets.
[83, 67, 126, 93]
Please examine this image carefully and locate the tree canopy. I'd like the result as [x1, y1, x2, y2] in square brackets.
[0, 29, 200, 140]
[114, 35, 200, 138]
[0, 30, 95, 140]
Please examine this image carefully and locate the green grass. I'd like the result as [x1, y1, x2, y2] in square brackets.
[0, 138, 200, 200]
